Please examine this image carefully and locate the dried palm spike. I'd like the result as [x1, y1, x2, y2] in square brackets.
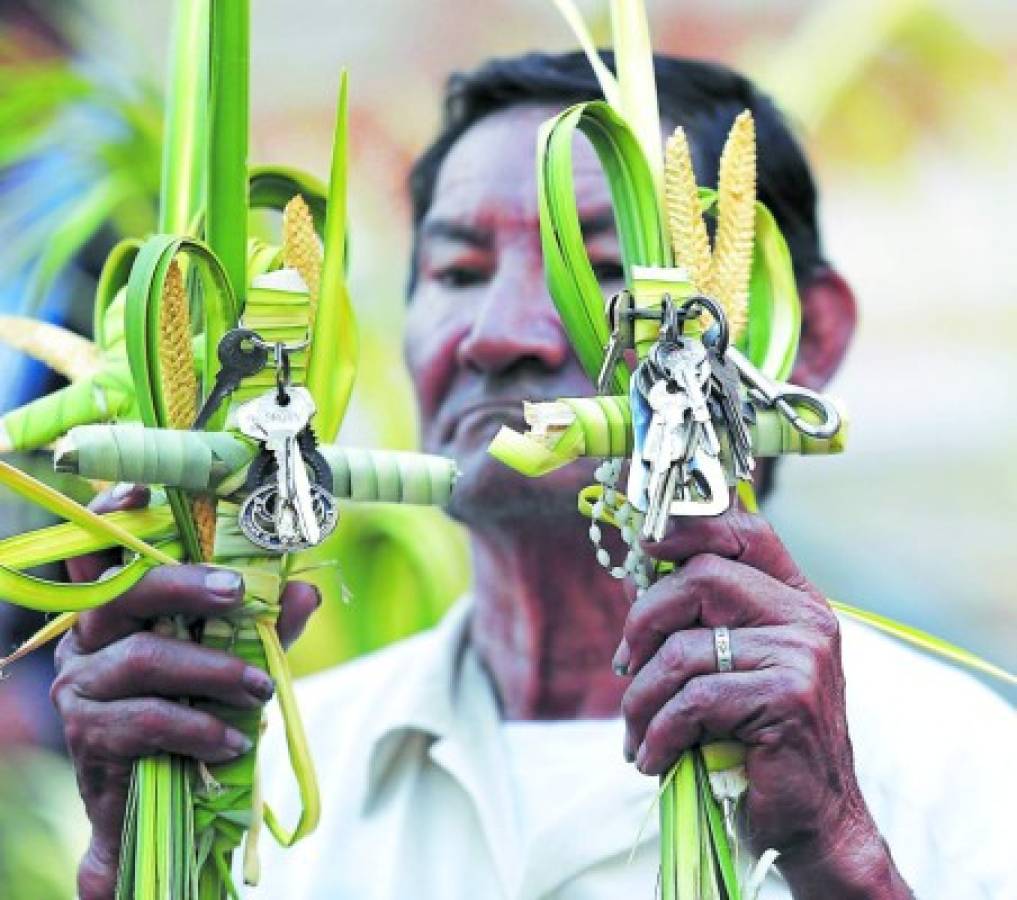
[158, 260, 197, 428]
[0, 315, 102, 382]
[282, 194, 323, 320]
[664, 126, 713, 293]
[158, 259, 216, 560]
[705, 110, 756, 343]
[192, 497, 218, 560]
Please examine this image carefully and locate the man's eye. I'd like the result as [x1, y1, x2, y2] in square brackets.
[591, 261, 624, 284]
[434, 267, 488, 289]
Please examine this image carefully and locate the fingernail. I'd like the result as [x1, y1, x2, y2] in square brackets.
[242, 666, 275, 701]
[635, 743, 649, 773]
[612, 640, 630, 676]
[623, 739, 635, 763]
[205, 569, 244, 601]
[225, 728, 253, 755]
[111, 482, 137, 501]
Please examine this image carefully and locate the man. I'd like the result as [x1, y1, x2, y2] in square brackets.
[51, 53, 1013, 899]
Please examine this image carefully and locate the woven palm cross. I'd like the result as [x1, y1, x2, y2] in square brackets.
[483, 6, 1011, 899]
[0, 5, 456, 898]
[484, 74, 834, 899]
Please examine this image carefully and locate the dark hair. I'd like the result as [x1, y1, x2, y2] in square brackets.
[408, 50, 826, 293]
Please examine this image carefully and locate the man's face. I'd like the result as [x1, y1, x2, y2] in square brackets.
[404, 103, 624, 525]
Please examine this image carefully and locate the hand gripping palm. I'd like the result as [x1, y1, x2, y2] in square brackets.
[487, 3, 1014, 899]
[0, 4, 456, 898]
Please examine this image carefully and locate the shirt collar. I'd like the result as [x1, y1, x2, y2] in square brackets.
[353, 594, 664, 895]
[357, 594, 477, 813]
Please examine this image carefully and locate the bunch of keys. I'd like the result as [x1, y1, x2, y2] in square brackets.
[623, 294, 841, 541]
[628, 304, 730, 540]
[191, 328, 338, 552]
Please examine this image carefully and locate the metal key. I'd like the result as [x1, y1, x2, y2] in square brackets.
[597, 292, 635, 394]
[625, 367, 655, 511]
[667, 338, 732, 516]
[237, 386, 320, 546]
[655, 337, 721, 457]
[641, 378, 692, 541]
[651, 336, 732, 520]
[705, 344, 754, 479]
[192, 329, 269, 431]
[670, 442, 730, 516]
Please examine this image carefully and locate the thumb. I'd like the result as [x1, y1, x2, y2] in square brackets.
[66, 483, 151, 584]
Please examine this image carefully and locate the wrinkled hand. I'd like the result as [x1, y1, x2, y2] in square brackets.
[615, 505, 912, 899]
[51, 483, 321, 900]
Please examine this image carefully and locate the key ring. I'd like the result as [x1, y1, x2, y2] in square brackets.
[249, 333, 311, 353]
[678, 294, 729, 355]
[248, 334, 310, 404]
[274, 343, 291, 403]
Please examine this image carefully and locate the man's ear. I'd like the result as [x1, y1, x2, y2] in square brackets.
[789, 266, 857, 391]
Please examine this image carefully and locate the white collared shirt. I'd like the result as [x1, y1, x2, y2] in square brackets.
[244, 598, 1016, 899]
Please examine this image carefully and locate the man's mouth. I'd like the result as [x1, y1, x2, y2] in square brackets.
[442, 400, 527, 444]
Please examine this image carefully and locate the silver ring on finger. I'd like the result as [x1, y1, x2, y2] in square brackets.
[713, 626, 734, 673]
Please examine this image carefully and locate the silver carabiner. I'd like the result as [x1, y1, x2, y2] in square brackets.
[726, 346, 841, 440]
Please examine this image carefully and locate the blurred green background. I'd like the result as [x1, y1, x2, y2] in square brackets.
[0, 0, 1014, 896]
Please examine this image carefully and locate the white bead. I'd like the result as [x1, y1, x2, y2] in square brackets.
[603, 488, 617, 506]
[610, 567, 627, 579]
[614, 505, 630, 525]
[621, 526, 635, 545]
[596, 549, 611, 567]
[589, 523, 601, 543]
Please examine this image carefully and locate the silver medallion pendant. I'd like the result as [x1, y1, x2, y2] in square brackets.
[239, 481, 338, 552]
[236, 382, 338, 552]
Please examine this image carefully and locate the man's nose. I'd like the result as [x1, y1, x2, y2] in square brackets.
[455, 264, 571, 375]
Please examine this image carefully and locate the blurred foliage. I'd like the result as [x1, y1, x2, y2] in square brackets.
[752, 0, 1014, 168]
[0, 9, 160, 313]
[0, 748, 88, 899]
[288, 504, 469, 677]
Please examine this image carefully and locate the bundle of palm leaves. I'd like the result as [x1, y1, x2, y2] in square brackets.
[0, 3, 462, 897]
